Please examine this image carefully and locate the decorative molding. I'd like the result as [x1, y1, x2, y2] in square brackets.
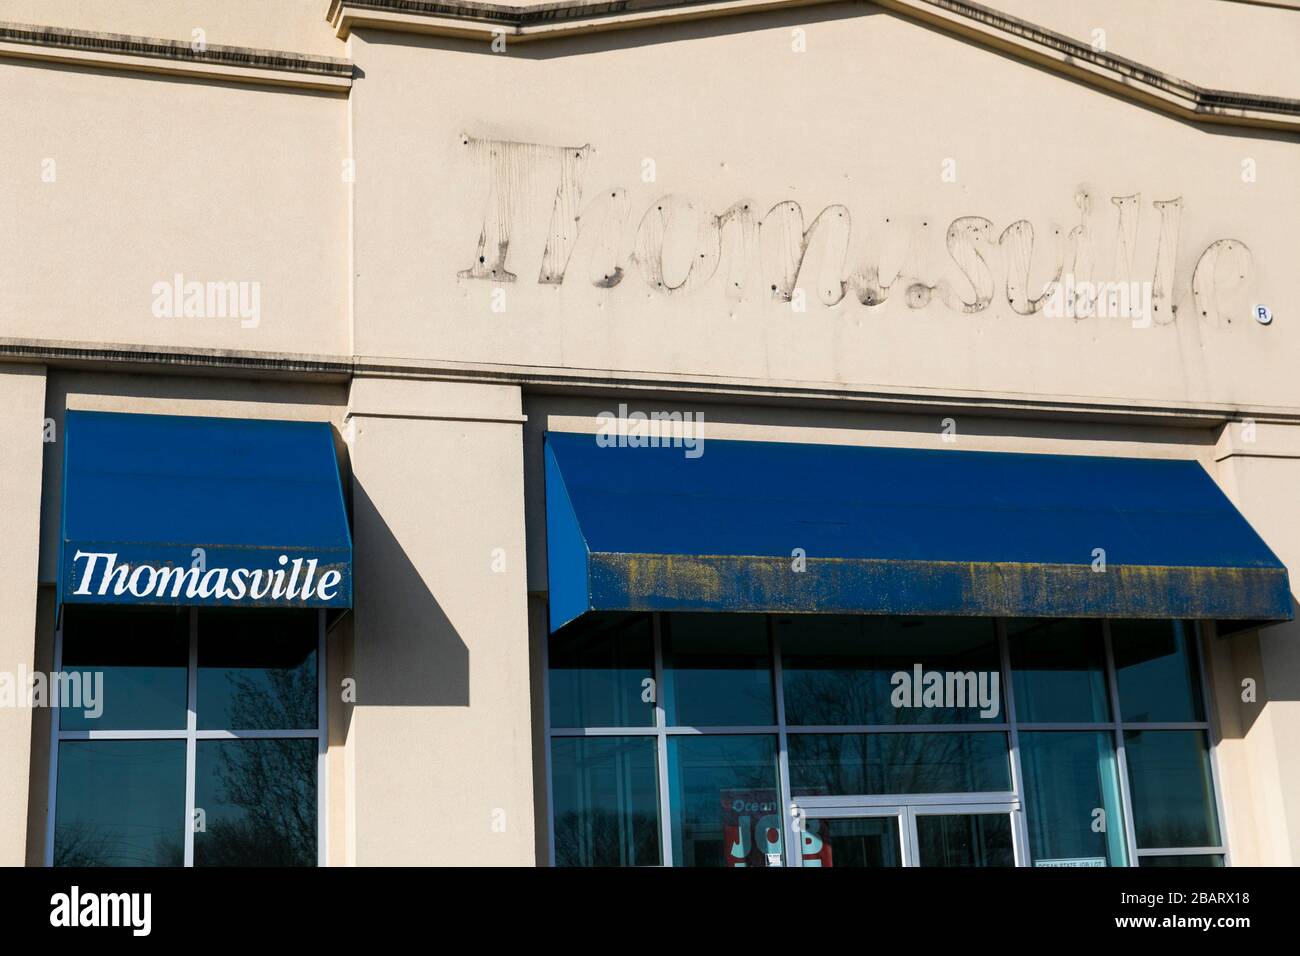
[4, 338, 1300, 428]
[3, 5, 1295, 125]
[0, 340, 353, 379]
[328, 0, 1300, 130]
[1220, 0, 1300, 10]
[0, 22, 352, 91]
[881, 0, 1300, 131]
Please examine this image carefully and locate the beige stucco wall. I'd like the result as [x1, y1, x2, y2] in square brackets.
[0, 365, 47, 866]
[348, 9, 1297, 411]
[23, 587, 55, 866]
[345, 377, 535, 864]
[1211, 425, 1300, 865]
[0, 59, 349, 357]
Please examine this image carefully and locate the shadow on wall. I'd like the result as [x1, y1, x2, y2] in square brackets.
[1246, 601, 1300, 723]
[364, 3, 878, 60]
[1210, 601, 1300, 744]
[349, 479, 469, 708]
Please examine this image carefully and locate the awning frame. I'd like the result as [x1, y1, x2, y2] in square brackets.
[544, 432, 1293, 632]
[58, 411, 354, 612]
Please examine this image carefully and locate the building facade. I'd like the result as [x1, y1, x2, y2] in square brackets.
[2, 0, 1299, 867]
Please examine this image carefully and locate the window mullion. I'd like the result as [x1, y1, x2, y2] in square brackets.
[44, 616, 65, 866]
[316, 608, 328, 867]
[1194, 621, 1233, 867]
[183, 606, 198, 868]
[773, 616, 796, 867]
[653, 613, 672, 866]
[1104, 620, 1139, 867]
[998, 618, 1030, 867]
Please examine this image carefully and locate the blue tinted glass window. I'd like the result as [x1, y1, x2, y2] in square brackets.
[197, 609, 317, 730]
[194, 738, 317, 866]
[1139, 854, 1224, 867]
[779, 616, 1002, 725]
[549, 613, 654, 728]
[915, 813, 1015, 867]
[805, 816, 902, 868]
[668, 735, 781, 866]
[787, 732, 1010, 796]
[1124, 730, 1220, 848]
[54, 740, 186, 867]
[1020, 731, 1127, 866]
[59, 606, 188, 731]
[663, 614, 774, 726]
[1008, 619, 1109, 723]
[1112, 620, 1204, 722]
[551, 736, 661, 866]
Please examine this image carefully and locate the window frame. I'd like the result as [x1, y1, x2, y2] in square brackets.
[44, 607, 327, 867]
[543, 613, 1230, 867]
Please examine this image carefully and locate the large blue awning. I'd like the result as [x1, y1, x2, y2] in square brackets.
[60, 411, 352, 610]
[544, 432, 1292, 632]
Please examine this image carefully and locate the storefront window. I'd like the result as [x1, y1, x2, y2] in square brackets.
[787, 732, 1011, 796]
[194, 739, 318, 866]
[667, 734, 781, 867]
[1124, 729, 1221, 849]
[1111, 620, 1204, 722]
[549, 613, 654, 728]
[662, 614, 774, 727]
[53, 740, 187, 867]
[551, 736, 660, 867]
[1139, 854, 1225, 867]
[813, 817, 903, 867]
[1008, 619, 1110, 724]
[545, 613, 1227, 867]
[915, 813, 1015, 867]
[58, 606, 189, 731]
[779, 616, 1001, 725]
[52, 607, 323, 867]
[197, 610, 318, 730]
[1019, 731, 1127, 866]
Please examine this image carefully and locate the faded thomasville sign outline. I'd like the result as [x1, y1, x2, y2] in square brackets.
[456, 134, 1256, 327]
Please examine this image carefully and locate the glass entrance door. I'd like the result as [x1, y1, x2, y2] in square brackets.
[798, 807, 905, 867]
[909, 805, 1016, 867]
[796, 799, 1021, 867]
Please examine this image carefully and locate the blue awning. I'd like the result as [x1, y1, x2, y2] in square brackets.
[544, 431, 1292, 631]
[60, 411, 352, 610]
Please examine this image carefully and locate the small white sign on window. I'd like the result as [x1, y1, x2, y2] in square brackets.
[1034, 857, 1107, 867]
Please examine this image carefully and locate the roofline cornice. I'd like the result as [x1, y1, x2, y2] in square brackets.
[0, 21, 352, 91]
[2, 3, 1296, 127]
[328, 0, 1300, 131]
[5, 339, 1300, 429]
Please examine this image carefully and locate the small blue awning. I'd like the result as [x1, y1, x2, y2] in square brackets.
[60, 411, 352, 610]
[544, 432, 1292, 632]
